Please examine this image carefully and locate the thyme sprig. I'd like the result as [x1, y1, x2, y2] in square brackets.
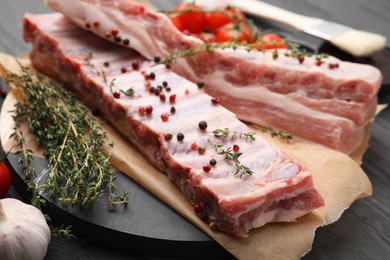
[211, 128, 256, 141]
[255, 125, 293, 142]
[209, 139, 253, 178]
[159, 39, 329, 68]
[6, 66, 129, 211]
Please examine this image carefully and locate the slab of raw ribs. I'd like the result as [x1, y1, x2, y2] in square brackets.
[46, 0, 383, 154]
[23, 13, 324, 237]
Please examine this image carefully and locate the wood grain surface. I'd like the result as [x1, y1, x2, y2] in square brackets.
[1, 0, 390, 259]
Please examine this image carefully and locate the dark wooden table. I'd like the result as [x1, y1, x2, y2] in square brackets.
[1, 0, 390, 259]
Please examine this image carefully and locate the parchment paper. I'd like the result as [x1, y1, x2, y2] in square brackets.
[0, 53, 373, 260]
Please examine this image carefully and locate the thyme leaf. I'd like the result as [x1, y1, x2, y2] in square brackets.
[210, 128, 256, 141]
[208, 139, 253, 178]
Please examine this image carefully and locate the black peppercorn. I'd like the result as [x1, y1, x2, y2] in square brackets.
[165, 133, 173, 141]
[198, 121, 208, 130]
[177, 133, 185, 141]
[209, 159, 217, 166]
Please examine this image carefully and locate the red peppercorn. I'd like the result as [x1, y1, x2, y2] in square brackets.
[203, 164, 211, 172]
[185, 88, 190, 95]
[161, 113, 169, 122]
[111, 28, 119, 36]
[132, 60, 140, 70]
[103, 61, 110, 67]
[138, 106, 145, 115]
[194, 203, 203, 214]
[145, 105, 153, 114]
[113, 92, 120, 99]
[298, 55, 305, 64]
[121, 67, 127, 73]
[211, 97, 221, 104]
[93, 21, 100, 27]
[315, 60, 323, 66]
[169, 94, 177, 103]
[191, 143, 197, 151]
[159, 93, 166, 102]
[232, 144, 240, 153]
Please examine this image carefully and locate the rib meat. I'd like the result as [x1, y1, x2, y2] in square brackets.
[45, 0, 383, 154]
[23, 13, 324, 237]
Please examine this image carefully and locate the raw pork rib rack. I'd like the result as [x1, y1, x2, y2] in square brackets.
[23, 13, 324, 237]
[46, 0, 383, 154]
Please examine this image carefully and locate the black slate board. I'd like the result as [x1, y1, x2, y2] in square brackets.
[1, 0, 390, 259]
[3, 151, 231, 258]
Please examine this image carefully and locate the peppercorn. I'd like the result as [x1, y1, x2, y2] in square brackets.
[161, 113, 169, 122]
[203, 164, 211, 172]
[233, 144, 240, 153]
[113, 92, 120, 99]
[177, 133, 185, 141]
[85, 23, 91, 29]
[149, 72, 156, 80]
[165, 133, 173, 141]
[159, 93, 166, 102]
[194, 203, 203, 214]
[191, 143, 198, 151]
[185, 89, 190, 95]
[197, 82, 205, 89]
[103, 61, 110, 67]
[145, 105, 153, 114]
[211, 97, 221, 104]
[114, 36, 122, 43]
[132, 60, 140, 70]
[298, 55, 305, 64]
[170, 106, 176, 114]
[165, 86, 171, 92]
[197, 146, 206, 155]
[154, 56, 161, 63]
[91, 108, 100, 116]
[149, 86, 156, 93]
[169, 94, 177, 103]
[162, 81, 168, 87]
[198, 121, 208, 130]
[328, 63, 339, 69]
[93, 21, 100, 27]
[138, 106, 145, 115]
[111, 28, 119, 36]
[121, 67, 127, 73]
[209, 159, 217, 166]
[123, 39, 130, 46]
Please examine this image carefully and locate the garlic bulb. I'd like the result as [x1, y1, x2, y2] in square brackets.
[0, 198, 51, 260]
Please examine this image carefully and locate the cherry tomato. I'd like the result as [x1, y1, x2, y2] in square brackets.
[174, 3, 207, 34]
[253, 33, 287, 50]
[169, 15, 184, 32]
[207, 7, 246, 33]
[0, 162, 11, 198]
[215, 22, 254, 43]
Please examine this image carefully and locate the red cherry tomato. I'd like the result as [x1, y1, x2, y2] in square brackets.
[169, 15, 184, 32]
[215, 22, 254, 43]
[174, 3, 207, 34]
[0, 162, 11, 198]
[207, 7, 246, 33]
[254, 33, 287, 50]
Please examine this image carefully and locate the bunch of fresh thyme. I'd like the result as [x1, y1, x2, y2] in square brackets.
[7, 66, 129, 214]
